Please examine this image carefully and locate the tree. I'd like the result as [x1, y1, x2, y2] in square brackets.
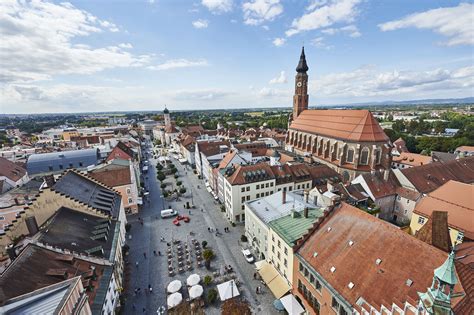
[157, 172, 165, 181]
[203, 275, 213, 286]
[207, 288, 218, 304]
[160, 183, 166, 189]
[240, 235, 248, 242]
[221, 298, 252, 315]
[176, 181, 182, 186]
[201, 241, 208, 248]
[202, 249, 215, 260]
[179, 187, 186, 194]
[156, 163, 163, 171]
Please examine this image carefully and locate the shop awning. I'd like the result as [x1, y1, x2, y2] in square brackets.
[254, 260, 266, 271]
[258, 262, 290, 299]
[280, 294, 305, 315]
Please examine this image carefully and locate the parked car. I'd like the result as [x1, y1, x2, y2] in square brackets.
[161, 209, 178, 218]
[241, 249, 254, 263]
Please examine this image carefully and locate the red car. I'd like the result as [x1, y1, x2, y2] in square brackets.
[172, 218, 180, 226]
[176, 215, 190, 222]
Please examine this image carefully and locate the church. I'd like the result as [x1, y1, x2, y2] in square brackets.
[286, 48, 392, 182]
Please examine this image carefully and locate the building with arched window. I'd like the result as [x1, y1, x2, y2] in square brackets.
[286, 48, 392, 181]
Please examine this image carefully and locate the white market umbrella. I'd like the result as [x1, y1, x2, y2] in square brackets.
[167, 292, 182, 309]
[189, 285, 204, 300]
[186, 274, 201, 287]
[280, 294, 305, 315]
[217, 280, 240, 301]
[167, 280, 182, 293]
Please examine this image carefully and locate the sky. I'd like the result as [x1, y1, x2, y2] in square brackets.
[0, 0, 473, 114]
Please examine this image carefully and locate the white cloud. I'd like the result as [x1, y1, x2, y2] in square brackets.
[310, 37, 333, 50]
[286, 0, 361, 37]
[168, 88, 234, 101]
[311, 64, 474, 100]
[0, 0, 150, 84]
[379, 3, 473, 46]
[269, 71, 287, 84]
[262, 25, 269, 30]
[119, 43, 133, 49]
[322, 24, 361, 37]
[242, 0, 283, 25]
[148, 0, 155, 3]
[201, 0, 233, 13]
[272, 37, 286, 46]
[258, 87, 290, 98]
[306, 0, 328, 11]
[147, 59, 208, 71]
[192, 19, 209, 28]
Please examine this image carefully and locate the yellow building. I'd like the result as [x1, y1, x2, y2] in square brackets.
[62, 128, 80, 141]
[409, 180, 473, 245]
[266, 207, 324, 295]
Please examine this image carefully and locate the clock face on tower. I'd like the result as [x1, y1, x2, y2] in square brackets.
[297, 82, 302, 87]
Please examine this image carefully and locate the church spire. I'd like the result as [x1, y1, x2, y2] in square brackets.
[418, 250, 458, 315]
[296, 46, 309, 73]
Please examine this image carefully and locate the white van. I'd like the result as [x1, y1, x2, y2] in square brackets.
[161, 209, 178, 218]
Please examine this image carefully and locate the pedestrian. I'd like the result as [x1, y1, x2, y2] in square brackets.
[256, 287, 259, 294]
[201, 208, 203, 212]
[143, 252, 147, 259]
[134, 288, 138, 296]
[149, 284, 153, 294]
[208, 227, 210, 232]
[143, 307, 146, 313]
[158, 251, 162, 256]
[253, 272, 256, 279]
[153, 250, 157, 256]
[132, 303, 136, 310]
[135, 261, 139, 268]
[188, 210, 191, 215]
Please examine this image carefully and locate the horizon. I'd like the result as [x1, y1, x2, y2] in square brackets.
[1, 0, 473, 114]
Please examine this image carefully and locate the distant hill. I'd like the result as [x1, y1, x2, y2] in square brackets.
[327, 97, 474, 107]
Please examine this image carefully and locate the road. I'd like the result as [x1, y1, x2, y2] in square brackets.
[122, 143, 278, 314]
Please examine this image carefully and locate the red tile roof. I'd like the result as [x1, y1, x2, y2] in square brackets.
[393, 152, 432, 167]
[413, 180, 474, 239]
[361, 172, 399, 199]
[401, 156, 474, 194]
[296, 202, 464, 309]
[0, 157, 27, 182]
[453, 241, 474, 315]
[88, 165, 132, 187]
[290, 109, 389, 142]
[225, 163, 275, 185]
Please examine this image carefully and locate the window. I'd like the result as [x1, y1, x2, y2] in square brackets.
[265, 183, 269, 188]
[406, 199, 410, 204]
[277, 240, 281, 248]
[284, 258, 287, 267]
[256, 193, 260, 198]
[0, 216, 4, 221]
[418, 217, 425, 224]
[265, 192, 269, 196]
[246, 196, 250, 201]
[309, 274, 315, 285]
[289, 187, 292, 191]
[241, 205, 245, 210]
[270, 182, 274, 187]
[277, 252, 280, 259]
[128, 198, 133, 203]
[272, 245, 275, 253]
[284, 247, 288, 255]
[297, 185, 300, 189]
[360, 147, 369, 165]
[241, 197, 245, 203]
[246, 186, 250, 192]
[278, 188, 281, 192]
[457, 232, 464, 242]
[332, 297, 340, 311]
[315, 280, 322, 292]
[299, 262, 304, 272]
[68, 163, 73, 169]
[346, 148, 354, 163]
[375, 149, 382, 164]
[79, 162, 83, 167]
[48, 166, 53, 171]
[272, 235, 275, 242]
[59, 164, 63, 170]
[241, 187, 245, 192]
[256, 184, 259, 189]
[126, 188, 131, 194]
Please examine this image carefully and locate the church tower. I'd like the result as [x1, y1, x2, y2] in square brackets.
[293, 47, 309, 119]
[418, 250, 458, 314]
[163, 106, 171, 128]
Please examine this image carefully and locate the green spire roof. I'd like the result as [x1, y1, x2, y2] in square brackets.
[434, 251, 458, 285]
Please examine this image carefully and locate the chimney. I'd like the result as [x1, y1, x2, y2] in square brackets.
[25, 216, 39, 236]
[6, 244, 17, 261]
[282, 189, 287, 204]
[383, 169, 390, 181]
[304, 207, 309, 218]
[44, 175, 56, 187]
[304, 190, 309, 203]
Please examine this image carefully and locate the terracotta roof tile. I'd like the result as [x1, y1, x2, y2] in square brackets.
[453, 241, 474, 315]
[225, 163, 275, 185]
[88, 165, 131, 187]
[393, 152, 432, 167]
[0, 157, 27, 182]
[401, 156, 474, 194]
[290, 109, 389, 142]
[296, 202, 464, 309]
[413, 180, 474, 239]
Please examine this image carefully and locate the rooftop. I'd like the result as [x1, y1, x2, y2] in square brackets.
[0, 244, 111, 307]
[414, 180, 474, 239]
[269, 208, 325, 247]
[88, 162, 131, 187]
[53, 171, 121, 218]
[296, 202, 464, 309]
[290, 109, 389, 142]
[393, 152, 432, 167]
[0, 157, 27, 182]
[247, 190, 316, 224]
[38, 207, 118, 260]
